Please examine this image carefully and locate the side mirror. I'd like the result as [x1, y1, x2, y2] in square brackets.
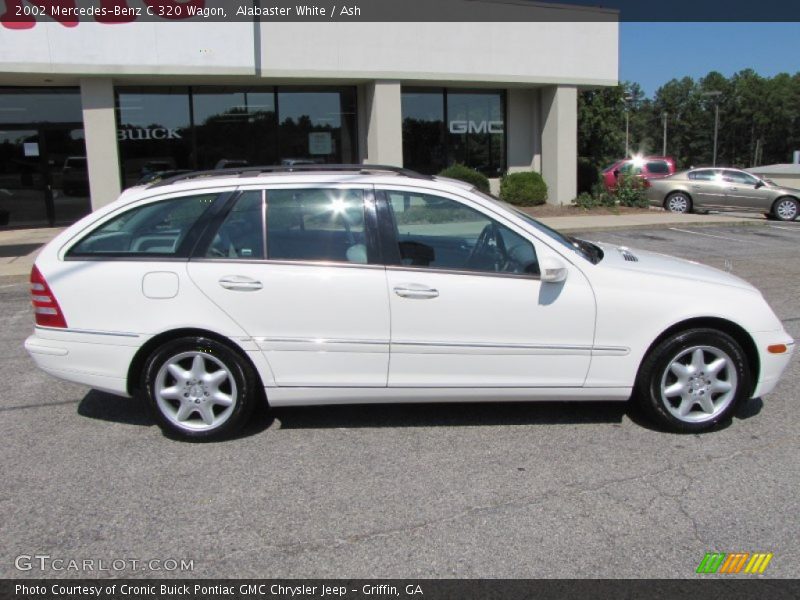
[613, 169, 620, 178]
[539, 257, 568, 283]
[755, 180, 765, 189]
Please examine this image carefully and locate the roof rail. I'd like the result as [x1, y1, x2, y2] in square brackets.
[149, 164, 433, 188]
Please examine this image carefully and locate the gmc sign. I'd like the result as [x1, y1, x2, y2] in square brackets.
[448, 120, 504, 134]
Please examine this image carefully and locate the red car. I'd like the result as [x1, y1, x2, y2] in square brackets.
[602, 156, 676, 191]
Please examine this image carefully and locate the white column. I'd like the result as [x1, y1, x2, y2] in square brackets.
[364, 80, 403, 166]
[540, 85, 577, 206]
[506, 88, 541, 173]
[80, 78, 121, 210]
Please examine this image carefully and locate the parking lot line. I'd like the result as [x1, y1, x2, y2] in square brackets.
[769, 225, 800, 232]
[667, 227, 762, 243]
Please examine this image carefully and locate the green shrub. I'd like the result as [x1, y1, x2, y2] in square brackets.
[615, 173, 649, 208]
[591, 183, 617, 208]
[499, 171, 548, 206]
[438, 163, 490, 193]
[577, 157, 600, 195]
[574, 192, 599, 209]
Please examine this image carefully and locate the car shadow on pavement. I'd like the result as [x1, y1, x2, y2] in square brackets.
[271, 401, 628, 429]
[76, 389, 765, 437]
[77, 390, 155, 426]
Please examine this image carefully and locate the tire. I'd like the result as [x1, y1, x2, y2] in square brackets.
[635, 328, 750, 433]
[664, 192, 692, 214]
[772, 197, 799, 222]
[142, 336, 258, 441]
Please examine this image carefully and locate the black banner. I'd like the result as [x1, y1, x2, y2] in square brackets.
[0, 0, 799, 25]
[4, 580, 800, 600]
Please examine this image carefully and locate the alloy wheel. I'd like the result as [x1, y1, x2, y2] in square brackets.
[154, 351, 238, 432]
[659, 345, 738, 423]
[775, 199, 798, 221]
[666, 194, 689, 213]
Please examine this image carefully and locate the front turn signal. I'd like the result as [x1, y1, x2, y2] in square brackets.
[767, 344, 788, 354]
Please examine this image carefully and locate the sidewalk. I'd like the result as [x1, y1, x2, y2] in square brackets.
[0, 212, 760, 279]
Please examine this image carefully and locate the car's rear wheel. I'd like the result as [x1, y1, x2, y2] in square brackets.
[772, 197, 799, 221]
[636, 328, 750, 433]
[665, 192, 692, 214]
[142, 336, 257, 441]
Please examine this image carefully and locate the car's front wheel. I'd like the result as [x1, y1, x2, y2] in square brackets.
[142, 336, 258, 441]
[664, 192, 692, 214]
[636, 328, 750, 433]
[772, 197, 799, 221]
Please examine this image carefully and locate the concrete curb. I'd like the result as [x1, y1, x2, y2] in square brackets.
[554, 218, 765, 234]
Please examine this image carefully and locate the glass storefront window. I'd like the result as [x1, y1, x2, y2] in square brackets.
[116, 86, 357, 188]
[0, 88, 82, 124]
[402, 88, 506, 177]
[192, 88, 277, 170]
[0, 87, 89, 228]
[401, 90, 445, 174]
[277, 89, 356, 165]
[117, 87, 192, 187]
[446, 92, 505, 177]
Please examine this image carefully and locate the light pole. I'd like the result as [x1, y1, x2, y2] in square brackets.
[662, 112, 668, 156]
[703, 91, 722, 166]
[623, 92, 633, 157]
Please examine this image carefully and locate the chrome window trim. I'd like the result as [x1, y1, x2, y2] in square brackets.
[386, 265, 540, 281]
[189, 257, 386, 271]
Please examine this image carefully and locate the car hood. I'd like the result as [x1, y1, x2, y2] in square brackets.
[591, 242, 757, 291]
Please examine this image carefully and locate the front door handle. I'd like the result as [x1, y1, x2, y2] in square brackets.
[394, 284, 439, 299]
[219, 275, 263, 291]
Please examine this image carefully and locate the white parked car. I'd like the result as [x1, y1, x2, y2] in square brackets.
[25, 165, 794, 440]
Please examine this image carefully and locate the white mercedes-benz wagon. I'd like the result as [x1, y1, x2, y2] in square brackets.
[25, 165, 794, 440]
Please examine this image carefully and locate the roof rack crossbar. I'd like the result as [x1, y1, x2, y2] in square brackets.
[149, 164, 433, 187]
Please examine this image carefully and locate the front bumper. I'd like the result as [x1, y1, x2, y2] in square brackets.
[751, 330, 795, 398]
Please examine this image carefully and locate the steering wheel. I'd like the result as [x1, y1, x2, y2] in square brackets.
[466, 222, 510, 271]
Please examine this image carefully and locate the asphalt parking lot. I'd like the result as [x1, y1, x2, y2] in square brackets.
[1, 222, 799, 579]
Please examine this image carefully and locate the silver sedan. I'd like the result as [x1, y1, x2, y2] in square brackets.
[646, 167, 800, 221]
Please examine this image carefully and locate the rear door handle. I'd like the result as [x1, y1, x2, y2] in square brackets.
[394, 284, 439, 299]
[219, 275, 263, 291]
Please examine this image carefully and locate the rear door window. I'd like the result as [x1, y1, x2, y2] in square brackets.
[205, 191, 265, 259]
[266, 188, 369, 264]
[68, 193, 217, 257]
[646, 161, 670, 174]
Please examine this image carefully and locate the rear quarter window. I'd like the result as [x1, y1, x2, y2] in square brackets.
[67, 193, 218, 258]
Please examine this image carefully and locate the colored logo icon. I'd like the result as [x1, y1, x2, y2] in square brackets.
[697, 552, 773, 574]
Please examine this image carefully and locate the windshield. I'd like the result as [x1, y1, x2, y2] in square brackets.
[472, 190, 602, 264]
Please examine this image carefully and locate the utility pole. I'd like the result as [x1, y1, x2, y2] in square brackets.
[662, 112, 668, 156]
[702, 90, 722, 166]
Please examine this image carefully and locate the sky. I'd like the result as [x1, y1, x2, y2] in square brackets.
[620, 22, 800, 97]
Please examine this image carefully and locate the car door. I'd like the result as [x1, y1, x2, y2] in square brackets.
[720, 169, 770, 212]
[187, 185, 390, 387]
[378, 186, 596, 388]
[687, 169, 727, 208]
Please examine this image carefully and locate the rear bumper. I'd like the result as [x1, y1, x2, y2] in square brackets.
[25, 328, 141, 397]
[751, 331, 795, 398]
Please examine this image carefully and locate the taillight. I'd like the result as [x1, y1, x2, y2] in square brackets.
[30, 265, 67, 328]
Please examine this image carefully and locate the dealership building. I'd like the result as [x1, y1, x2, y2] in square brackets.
[0, 2, 618, 228]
